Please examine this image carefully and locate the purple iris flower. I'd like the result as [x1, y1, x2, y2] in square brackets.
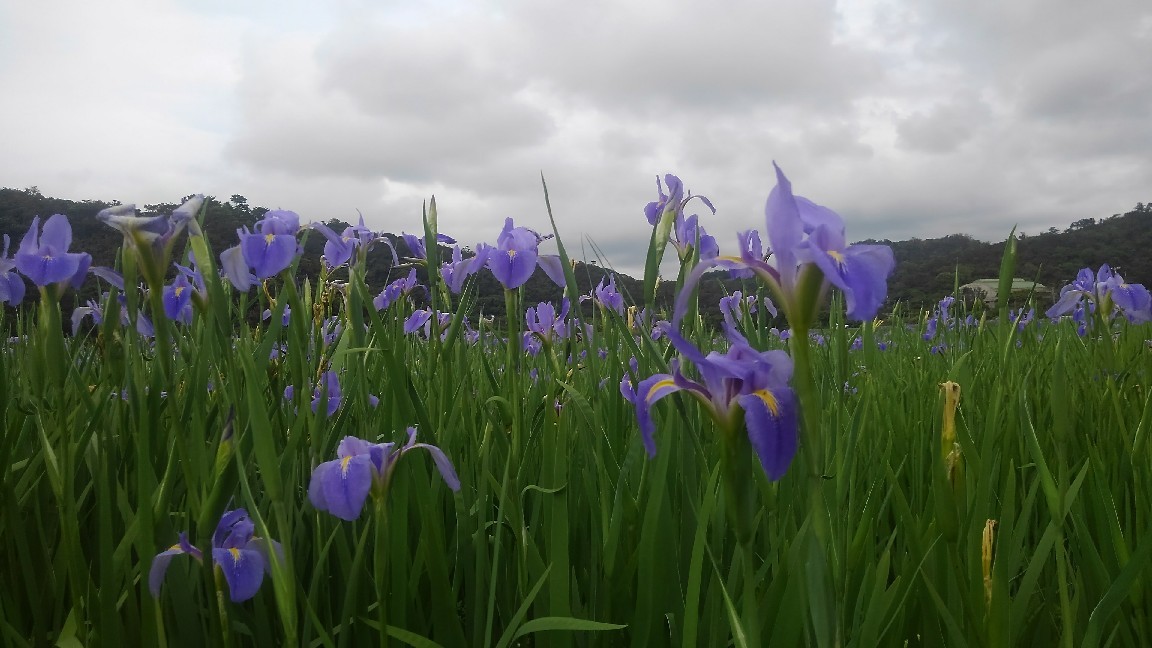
[1100, 267, 1151, 323]
[672, 213, 719, 262]
[149, 508, 281, 603]
[441, 245, 490, 294]
[924, 316, 938, 341]
[373, 268, 422, 311]
[479, 218, 540, 290]
[262, 305, 292, 327]
[401, 232, 456, 261]
[220, 210, 301, 288]
[525, 299, 570, 345]
[622, 325, 798, 480]
[404, 309, 433, 336]
[938, 296, 956, 323]
[719, 292, 774, 329]
[0, 235, 27, 305]
[644, 175, 716, 228]
[71, 298, 104, 334]
[311, 222, 357, 269]
[96, 196, 202, 276]
[584, 275, 625, 315]
[14, 214, 92, 289]
[683, 164, 894, 324]
[1047, 264, 1152, 324]
[162, 274, 194, 324]
[403, 309, 451, 340]
[242, 210, 301, 278]
[308, 428, 460, 521]
[311, 216, 391, 270]
[284, 371, 376, 417]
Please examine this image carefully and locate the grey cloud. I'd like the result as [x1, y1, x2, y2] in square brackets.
[895, 96, 990, 154]
[227, 18, 555, 185]
[498, 0, 886, 114]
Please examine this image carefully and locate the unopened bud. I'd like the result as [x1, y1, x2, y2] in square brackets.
[940, 381, 961, 461]
[982, 519, 997, 608]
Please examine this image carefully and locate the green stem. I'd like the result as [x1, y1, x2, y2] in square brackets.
[214, 567, 234, 648]
[504, 289, 523, 461]
[790, 322, 838, 644]
[374, 498, 390, 648]
[739, 540, 761, 647]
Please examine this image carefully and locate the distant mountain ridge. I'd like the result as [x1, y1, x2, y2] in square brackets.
[1, 186, 1149, 319]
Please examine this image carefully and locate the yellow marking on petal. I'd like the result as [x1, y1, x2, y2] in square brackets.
[827, 249, 845, 265]
[228, 547, 241, 564]
[753, 388, 780, 416]
[646, 379, 676, 403]
[174, 286, 185, 297]
[507, 249, 517, 259]
[720, 255, 744, 263]
[265, 233, 275, 243]
[340, 455, 353, 476]
[169, 544, 181, 551]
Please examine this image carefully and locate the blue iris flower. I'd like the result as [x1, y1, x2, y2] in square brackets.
[149, 508, 281, 603]
[622, 325, 799, 481]
[308, 428, 460, 521]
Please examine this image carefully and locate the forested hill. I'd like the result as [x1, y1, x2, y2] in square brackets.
[1, 186, 1149, 317]
[868, 204, 1152, 307]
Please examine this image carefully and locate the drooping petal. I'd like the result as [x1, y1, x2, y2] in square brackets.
[247, 537, 285, 575]
[2, 272, 25, 305]
[406, 443, 462, 491]
[220, 245, 255, 291]
[68, 254, 91, 290]
[488, 247, 538, 289]
[309, 455, 373, 521]
[839, 244, 896, 321]
[1046, 288, 1086, 320]
[738, 386, 798, 481]
[536, 254, 566, 288]
[90, 266, 126, 290]
[212, 547, 266, 602]
[624, 373, 683, 457]
[148, 533, 202, 597]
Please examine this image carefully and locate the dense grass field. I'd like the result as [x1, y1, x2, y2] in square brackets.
[1, 170, 1150, 647]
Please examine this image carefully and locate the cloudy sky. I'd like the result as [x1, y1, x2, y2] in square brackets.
[1, 0, 1149, 276]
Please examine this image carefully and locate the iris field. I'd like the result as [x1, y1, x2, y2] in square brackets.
[1, 166, 1151, 646]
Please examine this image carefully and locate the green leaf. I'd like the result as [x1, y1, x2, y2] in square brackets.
[511, 617, 627, 641]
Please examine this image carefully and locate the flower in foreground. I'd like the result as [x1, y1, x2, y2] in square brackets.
[149, 508, 280, 603]
[681, 164, 895, 326]
[309, 428, 461, 521]
[220, 210, 302, 288]
[621, 325, 798, 480]
[95, 195, 203, 280]
[14, 214, 92, 289]
[478, 218, 540, 290]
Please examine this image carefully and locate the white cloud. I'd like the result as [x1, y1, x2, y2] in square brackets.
[0, 0, 1149, 279]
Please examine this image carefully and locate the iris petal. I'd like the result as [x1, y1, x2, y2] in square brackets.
[738, 388, 798, 481]
[310, 455, 373, 521]
[212, 547, 266, 602]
